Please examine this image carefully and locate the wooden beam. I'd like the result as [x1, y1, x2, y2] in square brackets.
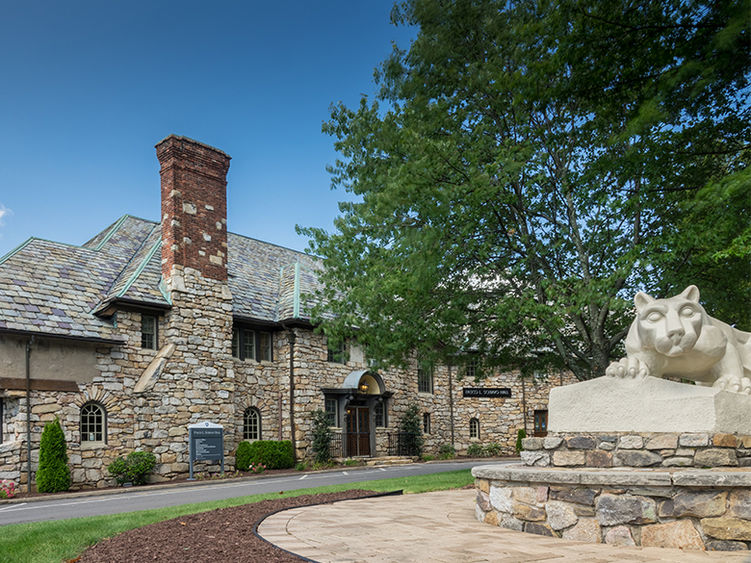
[0, 378, 79, 392]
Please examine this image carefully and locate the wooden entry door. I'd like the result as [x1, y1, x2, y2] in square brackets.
[346, 406, 371, 456]
[534, 409, 548, 437]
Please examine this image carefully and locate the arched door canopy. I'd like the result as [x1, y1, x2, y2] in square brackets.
[341, 369, 386, 395]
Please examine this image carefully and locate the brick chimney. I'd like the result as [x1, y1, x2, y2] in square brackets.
[155, 135, 231, 282]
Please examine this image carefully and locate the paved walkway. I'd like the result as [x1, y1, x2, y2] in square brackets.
[258, 489, 751, 562]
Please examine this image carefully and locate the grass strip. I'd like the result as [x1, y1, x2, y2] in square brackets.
[0, 469, 473, 563]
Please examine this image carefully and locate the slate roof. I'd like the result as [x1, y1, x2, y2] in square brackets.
[0, 214, 323, 342]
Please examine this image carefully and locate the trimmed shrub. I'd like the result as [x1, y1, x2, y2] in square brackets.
[466, 443, 484, 457]
[398, 403, 424, 456]
[485, 442, 501, 457]
[311, 409, 332, 464]
[108, 451, 157, 486]
[246, 440, 295, 469]
[515, 428, 527, 454]
[235, 441, 253, 471]
[36, 418, 71, 493]
[438, 444, 456, 460]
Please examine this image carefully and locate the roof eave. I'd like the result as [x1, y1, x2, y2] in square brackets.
[93, 297, 171, 318]
[0, 327, 125, 346]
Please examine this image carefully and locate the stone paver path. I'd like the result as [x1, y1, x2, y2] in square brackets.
[258, 489, 751, 562]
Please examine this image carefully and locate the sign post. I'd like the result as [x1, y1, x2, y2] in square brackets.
[188, 421, 224, 480]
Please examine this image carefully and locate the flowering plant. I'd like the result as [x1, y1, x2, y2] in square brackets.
[249, 463, 266, 474]
[0, 480, 17, 499]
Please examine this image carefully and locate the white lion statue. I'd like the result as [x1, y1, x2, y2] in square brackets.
[606, 285, 751, 394]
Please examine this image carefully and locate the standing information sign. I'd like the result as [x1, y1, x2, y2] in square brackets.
[188, 421, 224, 480]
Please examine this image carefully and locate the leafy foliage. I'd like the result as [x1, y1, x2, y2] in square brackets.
[36, 418, 70, 493]
[515, 429, 527, 454]
[301, 0, 750, 380]
[107, 451, 157, 486]
[245, 440, 295, 469]
[438, 444, 456, 459]
[235, 441, 253, 471]
[311, 409, 333, 464]
[397, 403, 424, 456]
[466, 442, 501, 457]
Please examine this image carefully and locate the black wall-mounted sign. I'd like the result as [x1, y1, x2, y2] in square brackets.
[462, 387, 511, 398]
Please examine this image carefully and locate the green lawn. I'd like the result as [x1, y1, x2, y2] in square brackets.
[0, 469, 473, 563]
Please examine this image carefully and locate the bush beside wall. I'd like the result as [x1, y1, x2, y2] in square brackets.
[244, 440, 295, 470]
[36, 418, 71, 493]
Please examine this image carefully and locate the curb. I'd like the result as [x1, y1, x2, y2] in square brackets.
[0, 457, 512, 505]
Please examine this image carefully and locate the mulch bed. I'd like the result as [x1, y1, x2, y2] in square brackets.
[76, 489, 382, 563]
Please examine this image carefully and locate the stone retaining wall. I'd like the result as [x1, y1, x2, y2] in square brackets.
[473, 464, 751, 551]
[522, 432, 751, 469]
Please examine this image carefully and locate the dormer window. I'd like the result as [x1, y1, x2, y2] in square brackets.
[232, 326, 273, 361]
[327, 338, 347, 363]
[141, 314, 157, 349]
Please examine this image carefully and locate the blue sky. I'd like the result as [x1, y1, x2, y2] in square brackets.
[0, 1, 416, 257]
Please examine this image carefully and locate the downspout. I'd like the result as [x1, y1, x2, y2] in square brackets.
[25, 337, 34, 492]
[288, 328, 296, 460]
[521, 376, 528, 435]
[448, 364, 454, 447]
[287, 261, 300, 460]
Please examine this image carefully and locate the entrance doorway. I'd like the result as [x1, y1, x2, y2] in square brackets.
[346, 406, 370, 456]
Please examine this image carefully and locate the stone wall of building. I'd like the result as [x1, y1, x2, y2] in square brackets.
[451, 371, 578, 455]
[289, 330, 577, 459]
[521, 432, 751, 469]
[474, 465, 751, 551]
[230, 331, 286, 445]
[1, 297, 578, 491]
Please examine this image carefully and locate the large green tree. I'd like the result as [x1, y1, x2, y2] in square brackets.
[301, 0, 750, 381]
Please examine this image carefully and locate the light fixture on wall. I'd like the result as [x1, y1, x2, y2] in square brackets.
[359, 382, 369, 393]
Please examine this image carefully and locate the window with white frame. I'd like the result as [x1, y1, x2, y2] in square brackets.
[325, 397, 339, 426]
[469, 417, 480, 439]
[374, 400, 387, 428]
[243, 407, 261, 441]
[141, 314, 157, 349]
[80, 402, 106, 443]
[466, 356, 482, 379]
[232, 326, 273, 361]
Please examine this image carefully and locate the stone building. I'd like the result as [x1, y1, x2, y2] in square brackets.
[0, 135, 576, 490]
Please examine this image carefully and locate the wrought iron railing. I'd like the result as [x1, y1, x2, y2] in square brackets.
[386, 431, 420, 456]
[329, 432, 343, 458]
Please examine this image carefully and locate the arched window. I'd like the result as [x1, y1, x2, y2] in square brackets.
[80, 402, 106, 443]
[469, 417, 480, 439]
[243, 407, 261, 441]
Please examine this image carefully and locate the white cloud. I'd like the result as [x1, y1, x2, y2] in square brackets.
[0, 204, 11, 228]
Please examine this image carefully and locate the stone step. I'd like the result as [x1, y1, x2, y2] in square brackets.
[365, 456, 416, 466]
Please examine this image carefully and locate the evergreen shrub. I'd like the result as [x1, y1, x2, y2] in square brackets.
[36, 418, 71, 493]
[247, 440, 295, 469]
[438, 444, 456, 459]
[311, 409, 332, 464]
[515, 428, 527, 454]
[466, 443, 484, 457]
[398, 403, 424, 456]
[235, 441, 253, 471]
[108, 451, 157, 485]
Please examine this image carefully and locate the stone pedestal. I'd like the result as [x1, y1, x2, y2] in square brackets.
[473, 464, 751, 552]
[548, 376, 751, 434]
